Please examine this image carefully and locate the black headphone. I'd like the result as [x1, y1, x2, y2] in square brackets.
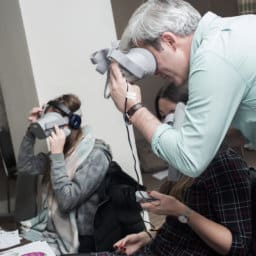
[47, 101, 81, 129]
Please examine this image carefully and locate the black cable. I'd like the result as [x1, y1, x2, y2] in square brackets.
[123, 80, 141, 185]
[123, 80, 159, 229]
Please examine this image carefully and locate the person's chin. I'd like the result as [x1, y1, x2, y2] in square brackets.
[174, 77, 187, 87]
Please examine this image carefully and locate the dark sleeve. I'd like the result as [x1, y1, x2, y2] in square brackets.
[50, 147, 110, 212]
[206, 150, 252, 255]
[17, 129, 49, 175]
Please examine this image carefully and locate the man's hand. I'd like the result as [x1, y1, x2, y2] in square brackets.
[109, 62, 142, 112]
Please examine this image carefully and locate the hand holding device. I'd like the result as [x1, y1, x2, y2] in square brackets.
[135, 190, 158, 203]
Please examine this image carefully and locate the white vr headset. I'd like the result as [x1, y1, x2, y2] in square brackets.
[90, 41, 157, 98]
[29, 112, 71, 139]
[29, 101, 82, 140]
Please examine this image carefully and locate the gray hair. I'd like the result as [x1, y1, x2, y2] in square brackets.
[120, 0, 201, 50]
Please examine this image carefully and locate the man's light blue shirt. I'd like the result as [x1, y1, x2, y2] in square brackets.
[151, 12, 256, 177]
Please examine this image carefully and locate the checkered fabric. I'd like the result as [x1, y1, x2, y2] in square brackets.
[238, 0, 256, 14]
[150, 147, 252, 255]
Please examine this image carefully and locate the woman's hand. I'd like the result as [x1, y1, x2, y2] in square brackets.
[109, 62, 142, 112]
[113, 231, 151, 256]
[48, 125, 66, 154]
[141, 191, 186, 217]
[28, 106, 43, 123]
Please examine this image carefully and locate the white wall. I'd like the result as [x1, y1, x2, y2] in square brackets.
[18, 0, 141, 178]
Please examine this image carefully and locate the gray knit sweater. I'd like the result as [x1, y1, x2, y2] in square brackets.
[17, 130, 112, 235]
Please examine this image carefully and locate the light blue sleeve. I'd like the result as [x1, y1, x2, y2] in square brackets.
[151, 51, 246, 177]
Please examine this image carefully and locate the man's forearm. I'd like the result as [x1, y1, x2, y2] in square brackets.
[129, 107, 161, 142]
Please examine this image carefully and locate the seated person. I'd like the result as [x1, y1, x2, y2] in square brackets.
[17, 94, 145, 255]
[154, 83, 188, 122]
[155, 84, 246, 185]
[155, 83, 188, 185]
[113, 144, 253, 255]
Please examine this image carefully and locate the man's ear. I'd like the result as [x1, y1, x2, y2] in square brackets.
[161, 32, 177, 50]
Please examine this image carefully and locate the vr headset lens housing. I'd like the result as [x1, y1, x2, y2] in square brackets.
[108, 47, 157, 83]
[29, 112, 71, 139]
[91, 41, 157, 98]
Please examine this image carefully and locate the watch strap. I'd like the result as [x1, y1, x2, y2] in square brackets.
[125, 103, 144, 124]
[127, 103, 144, 117]
[178, 206, 193, 224]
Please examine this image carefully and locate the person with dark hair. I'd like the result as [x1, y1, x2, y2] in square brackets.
[17, 94, 145, 255]
[154, 83, 188, 183]
[154, 83, 188, 121]
[109, 0, 256, 179]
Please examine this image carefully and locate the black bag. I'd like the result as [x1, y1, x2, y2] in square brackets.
[92, 161, 146, 252]
[81, 139, 146, 252]
[94, 139, 146, 209]
[100, 161, 146, 209]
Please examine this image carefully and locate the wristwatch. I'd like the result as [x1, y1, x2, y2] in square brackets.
[178, 206, 193, 224]
[124, 102, 144, 124]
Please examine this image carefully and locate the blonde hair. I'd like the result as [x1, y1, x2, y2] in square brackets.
[159, 175, 193, 201]
[169, 176, 194, 201]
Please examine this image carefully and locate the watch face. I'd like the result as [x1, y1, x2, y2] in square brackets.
[178, 215, 188, 224]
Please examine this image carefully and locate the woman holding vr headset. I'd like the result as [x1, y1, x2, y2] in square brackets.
[17, 94, 145, 255]
[17, 94, 112, 254]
